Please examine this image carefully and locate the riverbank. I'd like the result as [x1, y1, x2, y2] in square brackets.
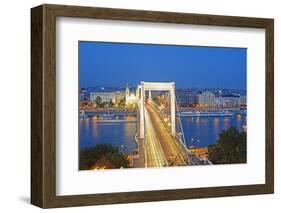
[81, 107, 137, 116]
[178, 106, 246, 112]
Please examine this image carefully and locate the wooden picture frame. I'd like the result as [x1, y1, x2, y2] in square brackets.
[31, 4, 274, 208]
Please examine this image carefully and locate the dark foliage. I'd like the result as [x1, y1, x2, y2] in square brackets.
[118, 97, 126, 107]
[79, 143, 130, 170]
[95, 96, 105, 108]
[208, 127, 246, 164]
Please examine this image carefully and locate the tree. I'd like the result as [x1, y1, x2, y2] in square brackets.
[208, 127, 246, 164]
[118, 97, 126, 107]
[79, 144, 130, 170]
[108, 100, 114, 107]
[95, 96, 103, 108]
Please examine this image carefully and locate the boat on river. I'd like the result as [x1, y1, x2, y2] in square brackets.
[98, 113, 115, 118]
[180, 110, 234, 117]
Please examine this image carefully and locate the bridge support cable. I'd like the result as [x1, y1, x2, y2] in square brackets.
[150, 91, 170, 112]
[154, 91, 186, 148]
[175, 98, 187, 148]
[175, 97, 195, 165]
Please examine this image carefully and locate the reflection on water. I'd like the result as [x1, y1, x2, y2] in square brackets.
[177, 115, 247, 148]
[79, 114, 247, 154]
[79, 115, 137, 153]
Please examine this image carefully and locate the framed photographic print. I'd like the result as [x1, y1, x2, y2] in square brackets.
[31, 4, 274, 208]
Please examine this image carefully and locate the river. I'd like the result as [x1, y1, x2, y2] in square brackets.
[79, 114, 246, 153]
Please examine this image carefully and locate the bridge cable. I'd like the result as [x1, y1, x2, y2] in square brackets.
[175, 98, 187, 148]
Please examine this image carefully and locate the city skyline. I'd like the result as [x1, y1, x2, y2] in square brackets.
[81, 85, 246, 91]
[79, 41, 247, 89]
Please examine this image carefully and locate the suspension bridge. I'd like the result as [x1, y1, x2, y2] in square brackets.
[132, 81, 212, 168]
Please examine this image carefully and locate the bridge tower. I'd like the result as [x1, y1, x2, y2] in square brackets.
[148, 90, 152, 103]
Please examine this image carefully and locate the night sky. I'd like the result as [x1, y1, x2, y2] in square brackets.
[79, 41, 246, 89]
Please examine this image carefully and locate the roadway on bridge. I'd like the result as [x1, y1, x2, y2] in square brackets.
[145, 103, 187, 166]
[144, 107, 168, 167]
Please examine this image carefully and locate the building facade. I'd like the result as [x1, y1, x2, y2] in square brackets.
[196, 91, 215, 107]
[79, 88, 87, 101]
[175, 90, 197, 106]
[90, 92, 115, 103]
[114, 91, 126, 105]
[215, 95, 247, 107]
[239, 95, 247, 106]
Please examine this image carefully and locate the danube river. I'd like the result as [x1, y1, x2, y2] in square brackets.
[79, 114, 246, 153]
[79, 115, 138, 153]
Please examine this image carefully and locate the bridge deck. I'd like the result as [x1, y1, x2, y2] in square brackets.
[132, 137, 146, 168]
[144, 107, 168, 167]
[145, 103, 187, 166]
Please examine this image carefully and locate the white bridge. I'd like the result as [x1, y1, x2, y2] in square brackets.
[134, 82, 187, 167]
[136, 82, 176, 138]
[132, 81, 212, 167]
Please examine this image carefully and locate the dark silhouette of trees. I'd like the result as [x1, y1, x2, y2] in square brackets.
[108, 100, 114, 107]
[118, 97, 126, 107]
[95, 96, 105, 108]
[95, 96, 102, 105]
[79, 144, 130, 170]
[208, 127, 246, 164]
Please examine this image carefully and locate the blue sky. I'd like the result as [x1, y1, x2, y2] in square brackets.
[79, 41, 246, 89]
